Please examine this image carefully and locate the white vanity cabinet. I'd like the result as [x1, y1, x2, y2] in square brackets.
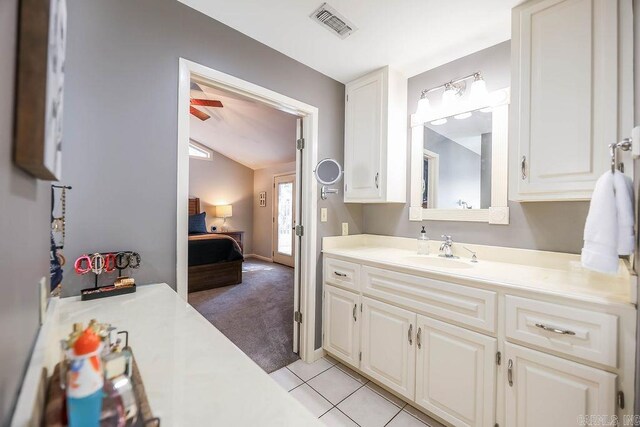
[323, 285, 360, 369]
[505, 343, 617, 427]
[415, 316, 497, 427]
[360, 297, 416, 400]
[510, 0, 626, 201]
[344, 66, 407, 203]
[322, 251, 633, 427]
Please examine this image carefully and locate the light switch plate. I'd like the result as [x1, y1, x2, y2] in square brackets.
[320, 208, 328, 222]
[341, 222, 349, 236]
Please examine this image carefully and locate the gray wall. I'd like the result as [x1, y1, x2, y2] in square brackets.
[61, 0, 363, 347]
[0, 0, 51, 421]
[189, 152, 255, 252]
[362, 41, 589, 254]
[425, 128, 481, 209]
[253, 162, 296, 259]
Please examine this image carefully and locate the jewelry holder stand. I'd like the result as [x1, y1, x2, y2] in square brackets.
[78, 251, 140, 301]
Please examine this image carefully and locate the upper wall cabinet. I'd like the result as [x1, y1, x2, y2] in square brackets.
[344, 66, 407, 203]
[510, 0, 631, 201]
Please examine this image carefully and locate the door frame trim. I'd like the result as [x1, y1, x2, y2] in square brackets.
[176, 58, 319, 362]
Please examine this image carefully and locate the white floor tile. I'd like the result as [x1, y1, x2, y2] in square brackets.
[308, 366, 365, 404]
[335, 363, 368, 385]
[404, 405, 446, 427]
[287, 357, 333, 381]
[269, 367, 303, 391]
[337, 385, 402, 427]
[289, 384, 333, 418]
[387, 410, 428, 427]
[365, 382, 405, 408]
[319, 408, 359, 427]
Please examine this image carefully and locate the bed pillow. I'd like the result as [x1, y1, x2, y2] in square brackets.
[188, 212, 207, 234]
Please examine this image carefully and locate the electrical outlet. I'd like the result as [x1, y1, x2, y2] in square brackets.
[320, 208, 328, 222]
[39, 277, 47, 325]
[341, 222, 349, 236]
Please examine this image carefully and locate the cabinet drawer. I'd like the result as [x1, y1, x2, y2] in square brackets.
[362, 266, 497, 333]
[324, 258, 360, 292]
[505, 296, 618, 368]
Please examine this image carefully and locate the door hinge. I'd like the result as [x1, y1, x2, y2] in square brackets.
[294, 311, 303, 323]
[496, 351, 501, 366]
[359, 351, 362, 361]
[295, 225, 304, 237]
[296, 138, 305, 150]
[618, 391, 625, 409]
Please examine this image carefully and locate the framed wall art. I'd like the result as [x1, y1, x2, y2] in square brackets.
[14, 0, 67, 180]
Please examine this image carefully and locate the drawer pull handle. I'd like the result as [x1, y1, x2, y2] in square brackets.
[334, 271, 348, 278]
[408, 324, 413, 345]
[417, 327, 422, 349]
[353, 304, 357, 322]
[508, 359, 513, 387]
[534, 323, 576, 336]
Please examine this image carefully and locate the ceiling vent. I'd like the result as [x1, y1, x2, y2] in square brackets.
[310, 3, 357, 39]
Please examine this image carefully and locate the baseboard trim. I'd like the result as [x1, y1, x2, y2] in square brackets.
[245, 254, 273, 262]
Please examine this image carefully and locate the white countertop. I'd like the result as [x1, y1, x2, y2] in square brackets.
[323, 234, 636, 307]
[13, 284, 320, 427]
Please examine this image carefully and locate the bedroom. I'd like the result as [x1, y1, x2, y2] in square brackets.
[186, 79, 301, 372]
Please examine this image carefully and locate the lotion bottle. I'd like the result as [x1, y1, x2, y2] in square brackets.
[417, 226, 429, 255]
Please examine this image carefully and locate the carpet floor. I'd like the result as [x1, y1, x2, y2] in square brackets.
[188, 259, 299, 373]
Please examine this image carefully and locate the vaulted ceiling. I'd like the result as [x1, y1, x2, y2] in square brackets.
[178, 0, 523, 83]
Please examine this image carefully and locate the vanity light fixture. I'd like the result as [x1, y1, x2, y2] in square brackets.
[415, 71, 488, 118]
[430, 118, 448, 126]
[454, 112, 472, 120]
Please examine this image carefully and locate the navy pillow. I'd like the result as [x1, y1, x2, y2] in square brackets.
[188, 212, 207, 234]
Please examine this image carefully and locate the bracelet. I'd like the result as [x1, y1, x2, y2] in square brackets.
[115, 252, 130, 269]
[90, 253, 105, 275]
[103, 253, 116, 273]
[128, 252, 141, 269]
[57, 253, 66, 267]
[74, 255, 91, 275]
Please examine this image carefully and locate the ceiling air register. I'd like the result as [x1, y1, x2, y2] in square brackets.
[310, 3, 357, 39]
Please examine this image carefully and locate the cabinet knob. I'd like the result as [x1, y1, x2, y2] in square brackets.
[521, 156, 527, 180]
[375, 172, 379, 189]
[353, 304, 357, 322]
[416, 327, 422, 349]
[408, 324, 413, 345]
[508, 359, 514, 387]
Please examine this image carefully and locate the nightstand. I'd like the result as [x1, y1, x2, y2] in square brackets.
[216, 231, 244, 254]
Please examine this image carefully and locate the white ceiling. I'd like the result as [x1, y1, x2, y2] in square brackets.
[190, 82, 297, 170]
[178, 0, 523, 83]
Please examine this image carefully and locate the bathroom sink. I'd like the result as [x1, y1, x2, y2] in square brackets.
[404, 256, 474, 269]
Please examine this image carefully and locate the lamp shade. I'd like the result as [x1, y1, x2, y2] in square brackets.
[469, 76, 488, 104]
[415, 96, 431, 119]
[215, 204, 233, 218]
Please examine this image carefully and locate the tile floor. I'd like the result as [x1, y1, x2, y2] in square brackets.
[269, 356, 446, 427]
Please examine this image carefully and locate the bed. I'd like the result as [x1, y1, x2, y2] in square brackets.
[188, 197, 243, 292]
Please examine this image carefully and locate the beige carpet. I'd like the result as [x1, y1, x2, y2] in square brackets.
[188, 259, 299, 373]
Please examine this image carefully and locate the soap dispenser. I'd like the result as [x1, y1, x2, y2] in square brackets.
[417, 226, 429, 255]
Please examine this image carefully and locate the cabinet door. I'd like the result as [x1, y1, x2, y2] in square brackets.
[344, 70, 384, 201]
[415, 316, 497, 427]
[511, 0, 618, 200]
[505, 343, 617, 427]
[360, 297, 416, 399]
[323, 285, 360, 368]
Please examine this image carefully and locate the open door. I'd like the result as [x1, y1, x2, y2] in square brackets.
[292, 118, 303, 354]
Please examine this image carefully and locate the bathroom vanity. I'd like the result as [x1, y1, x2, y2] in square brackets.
[322, 234, 636, 427]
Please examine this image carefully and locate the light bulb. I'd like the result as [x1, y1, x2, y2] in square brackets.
[469, 74, 488, 105]
[430, 118, 447, 126]
[442, 85, 457, 108]
[454, 112, 472, 120]
[415, 96, 431, 119]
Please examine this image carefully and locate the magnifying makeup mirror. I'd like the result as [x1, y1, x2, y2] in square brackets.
[314, 158, 343, 200]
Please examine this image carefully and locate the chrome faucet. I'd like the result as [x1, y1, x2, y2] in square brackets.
[439, 235, 456, 258]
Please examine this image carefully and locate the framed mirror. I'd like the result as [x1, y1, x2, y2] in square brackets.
[409, 88, 510, 224]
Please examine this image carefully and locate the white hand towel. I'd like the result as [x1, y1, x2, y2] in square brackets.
[613, 171, 635, 256]
[581, 172, 619, 274]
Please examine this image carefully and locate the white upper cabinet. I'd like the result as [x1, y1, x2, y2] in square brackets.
[344, 66, 407, 203]
[510, 0, 627, 201]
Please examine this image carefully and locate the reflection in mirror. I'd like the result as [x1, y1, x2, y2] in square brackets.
[423, 108, 492, 210]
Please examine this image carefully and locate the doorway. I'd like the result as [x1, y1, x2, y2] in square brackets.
[176, 59, 320, 364]
[273, 173, 296, 268]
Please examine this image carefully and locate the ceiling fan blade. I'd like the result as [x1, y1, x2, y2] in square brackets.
[191, 98, 223, 108]
[190, 106, 210, 121]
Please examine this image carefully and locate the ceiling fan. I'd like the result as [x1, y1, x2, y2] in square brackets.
[190, 98, 223, 121]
